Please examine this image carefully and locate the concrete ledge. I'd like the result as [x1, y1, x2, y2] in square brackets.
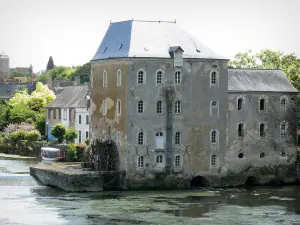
[30, 164, 126, 192]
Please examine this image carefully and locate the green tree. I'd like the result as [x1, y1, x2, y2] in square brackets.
[229, 50, 258, 68]
[8, 105, 36, 124]
[64, 127, 78, 143]
[74, 62, 91, 83]
[50, 124, 66, 143]
[46, 56, 54, 71]
[0, 103, 9, 130]
[35, 112, 46, 135]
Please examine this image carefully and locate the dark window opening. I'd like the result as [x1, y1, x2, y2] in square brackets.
[238, 123, 244, 137]
[237, 98, 243, 110]
[238, 153, 244, 158]
[260, 152, 265, 158]
[260, 124, 265, 137]
[260, 99, 265, 110]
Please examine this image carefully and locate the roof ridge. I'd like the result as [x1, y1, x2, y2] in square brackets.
[229, 68, 282, 71]
[111, 19, 176, 24]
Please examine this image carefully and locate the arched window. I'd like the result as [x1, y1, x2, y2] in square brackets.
[156, 154, 163, 164]
[237, 98, 243, 110]
[137, 69, 145, 84]
[175, 155, 181, 167]
[117, 99, 121, 115]
[137, 100, 144, 114]
[175, 101, 181, 114]
[210, 71, 218, 86]
[157, 101, 162, 114]
[175, 132, 181, 145]
[280, 97, 287, 111]
[211, 101, 218, 116]
[211, 130, 218, 144]
[211, 155, 217, 166]
[260, 98, 265, 111]
[156, 70, 162, 84]
[103, 70, 107, 87]
[238, 123, 244, 137]
[138, 132, 144, 145]
[117, 69, 122, 86]
[137, 156, 144, 168]
[280, 122, 287, 137]
[175, 71, 181, 84]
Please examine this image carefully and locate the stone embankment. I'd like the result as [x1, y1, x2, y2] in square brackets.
[30, 163, 126, 192]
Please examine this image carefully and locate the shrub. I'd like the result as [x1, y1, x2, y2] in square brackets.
[50, 124, 66, 143]
[4, 123, 35, 133]
[24, 130, 41, 141]
[64, 128, 78, 143]
[85, 138, 89, 146]
[8, 130, 26, 142]
[66, 143, 76, 162]
[75, 143, 87, 162]
[26, 118, 34, 124]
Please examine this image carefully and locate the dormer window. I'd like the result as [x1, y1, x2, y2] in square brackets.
[169, 46, 184, 68]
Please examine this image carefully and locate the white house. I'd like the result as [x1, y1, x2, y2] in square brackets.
[46, 85, 90, 144]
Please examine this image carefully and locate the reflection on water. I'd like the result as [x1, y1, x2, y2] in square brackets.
[1, 158, 300, 225]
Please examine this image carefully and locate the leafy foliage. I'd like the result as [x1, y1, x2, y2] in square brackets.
[24, 130, 41, 141]
[64, 127, 78, 143]
[67, 143, 76, 161]
[34, 112, 46, 135]
[50, 124, 66, 143]
[8, 130, 26, 142]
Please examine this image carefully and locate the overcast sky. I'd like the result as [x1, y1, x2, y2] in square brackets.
[1, 0, 299, 71]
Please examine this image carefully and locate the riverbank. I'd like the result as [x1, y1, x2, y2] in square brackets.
[30, 163, 300, 192]
[0, 153, 37, 160]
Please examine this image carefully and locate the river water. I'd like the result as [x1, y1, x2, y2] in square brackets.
[1, 157, 300, 225]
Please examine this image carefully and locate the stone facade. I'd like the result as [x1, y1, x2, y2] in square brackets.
[89, 20, 299, 188]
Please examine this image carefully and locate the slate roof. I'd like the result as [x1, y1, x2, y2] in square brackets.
[46, 86, 88, 108]
[92, 20, 226, 61]
[0, 82, 36, 99]
[228, 69, 298, 93]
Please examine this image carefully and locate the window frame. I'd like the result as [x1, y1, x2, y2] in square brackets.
[117, 69, 122, 86]
[157, 101, 162, 114]
[137, 100, 144, 114]
[238, 123, 244, 137]
[175, 131, 181, 145]
[79, 114, 81, 124]
[237, 98, 243, 111]
[211, 154, 217, 167]
[137, 69, 146, 84]
[156, 70, 163, 85]
[174, 70, 181, 84]
[86, 131, 89, 139]
[103, 100, 107, 115]
[174, 155, 181, 167]
[86, 115, 89, 125]
[259, 98, 266, 111]
[156, 154, 164, 164]
[137, 156, 144, 168]
[210, 70, 219, 86]
[175, 100, 181, 114]
[259, 123, 266, 137]
[117, 99, 121, 115]
[210, 100, 218, 116]
[210, 129, 219, 144]
[280, 96, 287, 111]
[103, 70, 107, 87]
[138, 131, 144, 145]
[280, 122, 287, 137]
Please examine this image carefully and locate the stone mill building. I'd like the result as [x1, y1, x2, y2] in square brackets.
[89, 20, 298, 188]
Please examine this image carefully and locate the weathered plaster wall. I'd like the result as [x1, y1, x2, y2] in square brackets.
[124, 58, 228, 186]
[90, 60, 127, 170]
[225, 92, 298, 174]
